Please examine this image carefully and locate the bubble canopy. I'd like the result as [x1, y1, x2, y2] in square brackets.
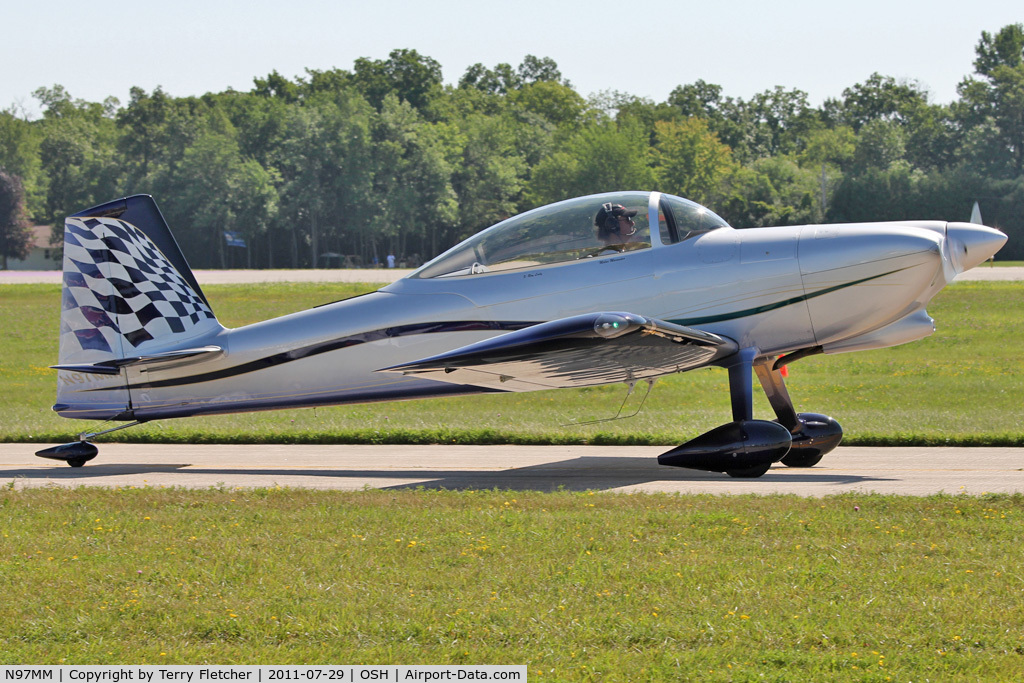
[410, 192, 730, 279]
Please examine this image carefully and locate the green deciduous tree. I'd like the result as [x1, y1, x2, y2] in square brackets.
[117, 87, 211, 192]
[525, 120, 655, 207]
[7, 33, 1021, 268]
[825, 74, 955, 170]
[163, 124, 279, 269]
[517, 55, 566, 86]
[351, 49, 443, 112]
[799, 126, 856, 169]
[509, 81, 586, 129]
[371, 95, 457, 261]
[827, 163, 919, 224]
[650, 118, 735, 206]
[735, 86, 819, 161]
[459, 55, 568, 96]
[852, 120, 907, 172]
[446, 111, 526, 244]
[459, 62, 520, 95]
[0, 109, 44, 218]
[252, 70, 302, 104]
[973, 24, 1024, 77]
[668, 80, 724, 120]
[0, 169, 33, 268]
[270, 91, 375, 268]
[33, 86, 121, 227]
[721, 157, 820, 228]
[956, 25, 1024, 176]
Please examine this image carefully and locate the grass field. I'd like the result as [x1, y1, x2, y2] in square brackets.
[1, 281, 1022, 446]
[1, 487, 1023, 680]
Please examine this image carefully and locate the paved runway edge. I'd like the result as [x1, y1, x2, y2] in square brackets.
[2, 444, 1022, 496]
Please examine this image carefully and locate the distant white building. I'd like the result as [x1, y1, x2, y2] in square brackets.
[4, 225, 59, 270]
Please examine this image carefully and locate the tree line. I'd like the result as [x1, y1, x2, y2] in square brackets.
[1, 25, 1023, 269]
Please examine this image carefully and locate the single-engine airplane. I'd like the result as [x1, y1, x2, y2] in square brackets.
[37, 191, 1006, 476]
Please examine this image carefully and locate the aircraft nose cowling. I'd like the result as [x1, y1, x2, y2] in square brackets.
[946, 222, 1007, 272]
[798, 224, 943, 276]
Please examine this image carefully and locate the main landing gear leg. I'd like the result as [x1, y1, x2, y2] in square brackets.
[753, 358, 842, 468]
[659, 348, 793, 478]
[35, 420, 145, 467]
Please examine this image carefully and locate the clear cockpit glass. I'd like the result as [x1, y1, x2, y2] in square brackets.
[411, 193, 653, 279]
[660, 194, 730, 243]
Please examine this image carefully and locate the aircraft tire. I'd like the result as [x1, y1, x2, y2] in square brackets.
[725, 463, 772, 478]
[780, 451, 825, 468]
[778, 413, 842, 468]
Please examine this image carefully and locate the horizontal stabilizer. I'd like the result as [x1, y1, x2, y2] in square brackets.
[379, 312, 736, 391]
[51, 346, 223, 375]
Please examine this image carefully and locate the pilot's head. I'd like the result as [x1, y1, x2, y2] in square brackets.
[595, 202, 638, 241]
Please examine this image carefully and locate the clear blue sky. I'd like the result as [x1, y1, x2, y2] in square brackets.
[3, 0, 1021, 118]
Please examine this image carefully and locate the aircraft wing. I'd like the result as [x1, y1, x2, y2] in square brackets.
[378, 312, 737, 391]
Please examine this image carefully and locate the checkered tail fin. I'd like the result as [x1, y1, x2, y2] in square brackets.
[58, 195, 223, 369]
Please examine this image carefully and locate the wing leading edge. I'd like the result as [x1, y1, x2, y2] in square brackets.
[378, 312, 738, 392]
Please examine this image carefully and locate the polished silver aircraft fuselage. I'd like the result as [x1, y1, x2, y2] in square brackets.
[55, 223, 999, 420]
[45, 191, 1006, 474]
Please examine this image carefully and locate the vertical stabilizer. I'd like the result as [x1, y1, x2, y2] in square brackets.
[55, 196, 223, 419]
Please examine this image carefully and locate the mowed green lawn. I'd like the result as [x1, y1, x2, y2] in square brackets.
[1, 487, 1022, 680]
[0, 280, 1021, 445]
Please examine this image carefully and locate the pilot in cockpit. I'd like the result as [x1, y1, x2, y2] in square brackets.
[594, 202, 640, 251]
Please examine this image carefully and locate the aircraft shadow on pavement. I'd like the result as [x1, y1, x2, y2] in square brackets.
[375, 457, 891, 491]
[1, 463, 189, 479]
[3, 456, 891, 492]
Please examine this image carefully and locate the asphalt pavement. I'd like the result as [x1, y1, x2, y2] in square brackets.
[2, 444, 1021, 496]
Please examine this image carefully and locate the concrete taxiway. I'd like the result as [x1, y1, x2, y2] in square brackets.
[2, 444, 1021, 496]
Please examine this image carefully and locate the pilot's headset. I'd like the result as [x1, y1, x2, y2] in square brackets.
[601, 202, 621, 235]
